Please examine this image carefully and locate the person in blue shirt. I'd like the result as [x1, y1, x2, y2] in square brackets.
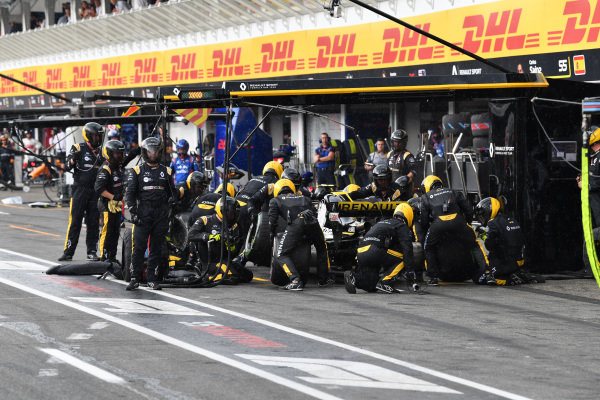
[313, 132, 337, 186]
[170, 139, 199, 184]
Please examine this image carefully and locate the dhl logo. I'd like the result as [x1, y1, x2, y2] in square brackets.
[336, 201, 403, 212]
[133, 58, 160, 84]
[170, 53, 200, 81]
[101, 63, 126, 86]
[73, 65, 93, 89]
[210, 48, 250, 78]
[0, 74, 16, 94]
[257, 40, 304, 73]
[458, 8, 539, 54]
[45, 68, 65, 90]
[552, 0, 600, 45]
[22, 71, 37, 90]
[375, 25, 445, 64]
[311, 34, 368, 69]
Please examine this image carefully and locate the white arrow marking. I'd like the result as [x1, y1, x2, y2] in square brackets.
[238, 355, 460, 393]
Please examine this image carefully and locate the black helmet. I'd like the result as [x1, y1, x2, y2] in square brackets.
[281, 167, 301, 188]
[215, 196, 240, 224]
[313, 186, 331, 201]
[102, 140, 125, 167]
[407, 196, 422, 217]
[395, 175, 410, 197]
[372, 165, 392, 190]
[141, 137, 163, 163]
[391, 129, 408, 152]
[474, 197, 501, 226]
[82, 122, 105, 148]
[186, 171, 207, 196]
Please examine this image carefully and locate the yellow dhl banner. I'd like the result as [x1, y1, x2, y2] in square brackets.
[1, 0, 599, 97]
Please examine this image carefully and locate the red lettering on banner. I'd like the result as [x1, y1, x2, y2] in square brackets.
[256, 40, 304, 74]
[309, 34, 368, 69]
[45, 68, 65, 90]
[217, 139, 225, 150]
[0, 74, 17, 94]
[458, 9, 536, 54]
[374, 24, 443, 64]
[559, 0, 600, 44]
[100, 62, 126, 87]
[133, 58, 160, 84]
[209, 48, 249, 78]
[73, 65, 93, 89]
[169, 53, 201, 81]
[22, 70, 38, 91]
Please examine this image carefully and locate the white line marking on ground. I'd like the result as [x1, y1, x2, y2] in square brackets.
[0, 276, 343, 400]
[88, 322, 110, 330]
[67, 333, 93, 340]
[0, 249, 56, 265]
[39, 348, 126, 384]
[38, 368, 58, 377]
[0, 261, 48, 271]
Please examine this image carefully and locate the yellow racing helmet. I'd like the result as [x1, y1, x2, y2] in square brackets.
[273, 179, 296, 197]
[422, 175, 443, 193]
[263, 161, 284, 179]
[214, 182, 236, 198]
[215, 196, 239, 224]
[344, 184, 361, 193]
[474, 197, 501, 225]
[393, 203, 414, 228]
[590, 126, 600, 146]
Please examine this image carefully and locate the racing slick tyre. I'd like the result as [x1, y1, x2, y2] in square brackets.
[246, 211, 272, 267]
[121, 227, 132, 282]
[270, 233, 311, 286]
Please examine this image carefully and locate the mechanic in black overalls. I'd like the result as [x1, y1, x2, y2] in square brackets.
[387, 129, 417, 186]
[95, 140, 126, 263]
[474, 197, 541, 285]
[419, 175, 488, 285]
[59, 122, 105, 262]
[188, 196, 253, 284]
[125, 137, 177, 291]
[172, 171, 208, 215]
[0, 134, 16, 183]
[269, 179, 332, 291]
[578, 126, 600, 227]
[344, 203, 416, 294]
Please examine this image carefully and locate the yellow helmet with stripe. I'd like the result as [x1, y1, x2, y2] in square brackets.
[214, 182, 235, 198]
[590, 126, 600, 146]
[263, 161, 284, 178]
[215, 196, 239, 223]
[474, 197, 501, 226]
[274, 179, 296, 197]
[393, 203, 414, 228]
[344, 184, 360, 193]
[422, 175, 443, 193]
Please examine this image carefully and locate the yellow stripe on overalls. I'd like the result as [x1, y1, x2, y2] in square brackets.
[98, 211, 109, 259]
[357, 245, 371, 253]
[63, 198, 74, 251]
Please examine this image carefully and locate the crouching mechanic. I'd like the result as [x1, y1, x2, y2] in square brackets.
[344, 203, 416, 294]
[420, 175, 488, 285]
[474, 197, 542, 285]
[125, 137, 177, 291]
[173, 171, 208, 215]
[95, 140, 126, 263]
[188, 196, 253, 284]
[269, 179, 333, 291]
[348, 165, 403, 202]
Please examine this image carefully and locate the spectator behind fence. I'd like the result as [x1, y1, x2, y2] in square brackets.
[110, 0, 131, 13]
[131, 0, 149, 10]
[57, 3, 71, 24]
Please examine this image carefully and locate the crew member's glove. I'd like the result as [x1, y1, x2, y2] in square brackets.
[130, 213, 140, 225]
[209, 233, 221, 242]
[112, 192, 123, 202]
[108, 200, 122, 213]
[224, 241, 236, 252]
[476, 226, 488, 241]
